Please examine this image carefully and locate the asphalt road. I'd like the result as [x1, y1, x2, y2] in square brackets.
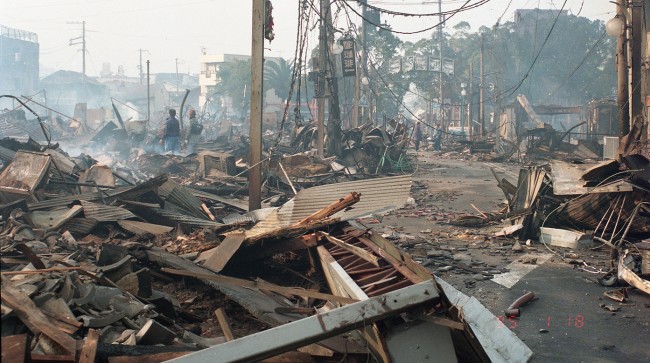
[382, 150, 650, 363]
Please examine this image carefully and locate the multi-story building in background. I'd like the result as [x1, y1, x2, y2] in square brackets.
[0, 25, 39, 96]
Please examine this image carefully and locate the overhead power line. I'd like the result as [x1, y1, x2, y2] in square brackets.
[351, 0, 491, 18]
[339, 0, 489, 35]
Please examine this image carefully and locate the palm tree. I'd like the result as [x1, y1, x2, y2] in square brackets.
[264, 58, 293, 101]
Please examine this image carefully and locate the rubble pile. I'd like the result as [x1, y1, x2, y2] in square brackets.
[451, 153, 650, 295]
[0, 137, 536, 362]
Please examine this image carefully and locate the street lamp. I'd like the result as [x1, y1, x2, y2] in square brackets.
[460, 82, 467, 134]
[606, 16, 625, 37]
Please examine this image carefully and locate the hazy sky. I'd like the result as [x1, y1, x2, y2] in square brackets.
[1, 0, 614, 77]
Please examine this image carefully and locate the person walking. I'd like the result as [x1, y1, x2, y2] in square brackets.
[163, 109, 180, 155]
[413, 121, 422, 151]
[433, 123, 442, 152]
[186, 109, 202, 154]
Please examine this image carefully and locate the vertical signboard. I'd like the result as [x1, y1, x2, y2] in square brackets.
[341, 39, 356, 77]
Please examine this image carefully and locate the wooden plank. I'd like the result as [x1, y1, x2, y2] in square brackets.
[323, 233, 379, 267]
[78, 329, 100, 363]
[0, 284, 77, 353]
[214, 309, 235, 342]
[201, 203, 216, 221]
[316, 246, 367, 300]
[30, 354, 75, 362]
[108, 352, 193, 363]
[418, 315, 466, 331]
[297, 192, 361, 225]
[202, 233, 246, 273]
[1, 334, 29, 363]
[361, 235, 428, 284]
[1, 267, 83, 275]
[161, 268, 357, 304]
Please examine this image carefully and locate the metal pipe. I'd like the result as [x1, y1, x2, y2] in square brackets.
[504, 291, 535, 317]
[1, 95, 50, 146]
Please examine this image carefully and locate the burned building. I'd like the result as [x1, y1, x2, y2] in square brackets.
[0, 25, 39, 98]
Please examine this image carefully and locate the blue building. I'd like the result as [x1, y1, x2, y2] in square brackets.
[0, 25, 39, 96]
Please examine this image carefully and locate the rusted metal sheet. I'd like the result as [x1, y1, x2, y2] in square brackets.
[27, 187, 129, 210]
[0, 151, 51, 203]
[159, 181, 209, 220]
[28, 205, 83, 230]
[284, 175, 412, 223]
[78, 165, 115, 194]
[43, 149, 77, 176]
[60, 218, 98, 235]
[80, 201, 137, 222]
[559, 192, 650, 234]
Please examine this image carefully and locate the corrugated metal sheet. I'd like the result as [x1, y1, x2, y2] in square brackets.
[221, 213, 256, 225]
[28, 187, 129, 210]
[282, 174, 412, 224]
[247, 175, 412, 236]
[559, 190, 650, 234]
[80, 201, 137, 222]
[60, 217, 98, 234]
[149, 208, 223, 229]
[28, 174, 167, 211]
[159, 180, 209, 219]
[189, 188, 249, 212]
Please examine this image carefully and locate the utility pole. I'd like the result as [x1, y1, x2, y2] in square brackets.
[249, 0, 264, 211]
[139, 49, 148, 85]
[468, 63, 473, 140]
[478, 34, 485, 137]
[630, 0, 642, 127]
[352, 56, 359, 128]
[362, 0, 372, 124]
[325, 1, 342, 156]
[317, 0, 327, 157]
[614, 0, 630, 136]
[438, 0, 444, 130]
[146, 60, 150, 123]
[68, 20, 86, 77]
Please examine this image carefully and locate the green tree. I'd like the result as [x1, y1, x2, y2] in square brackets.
[215, 59, 251, 117]
[353, 24, 405, 119]
[264, 58, 293, 101]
